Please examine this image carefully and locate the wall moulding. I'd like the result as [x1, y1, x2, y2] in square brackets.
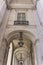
[5, 0, 38, 10]
[5, 30, 38, 44]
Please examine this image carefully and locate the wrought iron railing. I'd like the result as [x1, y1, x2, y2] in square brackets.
[14, 21, 29, 25]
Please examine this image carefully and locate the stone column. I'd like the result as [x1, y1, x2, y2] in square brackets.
[0, 39, 8, 65]
[34, 39, 41, 65]
[33, 41, 38, 65]
[6, 43, 12, 65]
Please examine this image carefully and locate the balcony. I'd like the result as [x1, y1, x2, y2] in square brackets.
[14, 20, 29, 25]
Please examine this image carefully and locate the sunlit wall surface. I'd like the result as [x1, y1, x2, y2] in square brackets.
[37, 0, 43, 25]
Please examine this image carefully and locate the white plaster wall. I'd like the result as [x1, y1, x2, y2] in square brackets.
[26, 10, 40, 25]
[37, 0, 43, 25]
[8, 10, 17, 25]
[38, 28, 43, 65]
[0, 0, 6, 24]
[36, 1, 43, 65]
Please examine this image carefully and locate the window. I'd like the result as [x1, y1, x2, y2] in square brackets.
[17, 13, 26, 21]
[14, 12, 28, 25]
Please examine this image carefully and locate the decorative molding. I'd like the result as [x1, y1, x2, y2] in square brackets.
[34, 39, 40, 46]
[5, 0, 38, 10]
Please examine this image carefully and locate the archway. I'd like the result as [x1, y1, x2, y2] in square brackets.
[3, 30, 38, 65]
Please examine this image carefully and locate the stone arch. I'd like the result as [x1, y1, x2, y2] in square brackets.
[5, 30, 38, 44]
[3, 30, 38, 65]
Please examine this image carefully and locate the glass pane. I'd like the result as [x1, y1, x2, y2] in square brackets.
[17, 13, 26, 21]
